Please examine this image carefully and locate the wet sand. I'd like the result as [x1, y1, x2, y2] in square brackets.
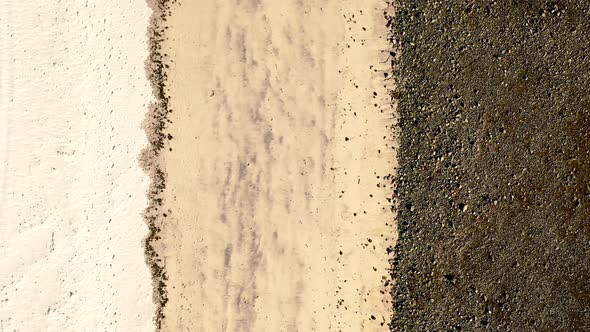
[148, 0, 397, 330]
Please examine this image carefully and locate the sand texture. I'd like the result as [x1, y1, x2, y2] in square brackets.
[148, 0, 397, 331]
[4, 0, 590, 330]
[0, 1, 154, 330]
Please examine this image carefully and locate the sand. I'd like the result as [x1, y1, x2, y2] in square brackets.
[150, 0, 397, 330]
[0, 1, 155, 330]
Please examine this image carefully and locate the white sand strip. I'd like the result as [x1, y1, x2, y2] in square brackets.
[0, 1, 154, 331]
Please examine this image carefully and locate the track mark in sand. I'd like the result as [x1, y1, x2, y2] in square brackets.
[144, 0, 398, 330]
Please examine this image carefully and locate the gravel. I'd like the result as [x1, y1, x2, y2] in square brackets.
[392, 1, 590, 330]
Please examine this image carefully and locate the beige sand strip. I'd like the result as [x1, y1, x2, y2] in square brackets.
[151, 0, 396, 330]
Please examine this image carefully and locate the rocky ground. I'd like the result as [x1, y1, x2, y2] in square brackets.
[392, 1, 590, 331]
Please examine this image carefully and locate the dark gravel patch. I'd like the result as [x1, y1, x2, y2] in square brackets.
[392, 1, 590, 331]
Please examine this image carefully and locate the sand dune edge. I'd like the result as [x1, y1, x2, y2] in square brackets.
[140, 0, 175, 329]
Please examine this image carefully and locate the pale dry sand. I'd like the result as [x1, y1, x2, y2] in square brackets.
[150, 0, 397, 331]
[0, 1, 155, 330]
